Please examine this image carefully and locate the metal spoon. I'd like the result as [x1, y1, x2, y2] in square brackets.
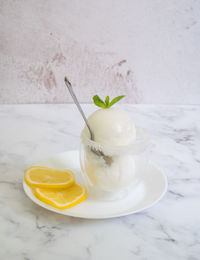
[64, 77, 112, 165]
[64, 77, 94, 140]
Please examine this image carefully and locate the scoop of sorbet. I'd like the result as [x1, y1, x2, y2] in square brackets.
[83, 108, 136, 146]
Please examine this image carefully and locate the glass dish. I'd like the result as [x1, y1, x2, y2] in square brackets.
[80, 126, 150, 200]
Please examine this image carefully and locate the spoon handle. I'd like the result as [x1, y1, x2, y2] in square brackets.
[64, 77, 94, 140]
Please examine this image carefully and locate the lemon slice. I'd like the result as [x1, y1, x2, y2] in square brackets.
[24, 166, 75, 189]
[34, 183, 87, 209]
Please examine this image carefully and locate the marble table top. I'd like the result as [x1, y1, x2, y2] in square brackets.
[0, 104, 199, 260]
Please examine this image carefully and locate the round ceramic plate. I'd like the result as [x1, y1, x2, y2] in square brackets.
[23, 150, 167, 219]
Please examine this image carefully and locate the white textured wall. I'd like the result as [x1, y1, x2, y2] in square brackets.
[0, 0, 200, 104]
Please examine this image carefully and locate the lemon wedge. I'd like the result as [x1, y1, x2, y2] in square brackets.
[24, 166, 75, 189]
[34, 183, 87, 209]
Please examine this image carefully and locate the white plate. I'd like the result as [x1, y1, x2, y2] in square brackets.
[23, 150, 168, 219]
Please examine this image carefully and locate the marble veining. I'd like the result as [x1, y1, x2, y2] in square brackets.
[0, 104, 199, 260]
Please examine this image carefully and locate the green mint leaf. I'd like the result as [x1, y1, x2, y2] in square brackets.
[108, 95, 125, 108]
[105, 96, 110, 107]
[93, 95, 106, 108]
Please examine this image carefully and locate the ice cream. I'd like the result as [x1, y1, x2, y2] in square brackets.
[82, 108, 136, 146]
[81, 107, 137, 193]
[83, 146, 136, 192]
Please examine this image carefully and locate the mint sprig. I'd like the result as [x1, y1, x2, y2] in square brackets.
[105, 96, 110, 106]
[93, 95, 125, 108]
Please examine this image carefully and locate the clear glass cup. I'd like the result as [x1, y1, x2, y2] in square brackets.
[80, 127, 150, 200]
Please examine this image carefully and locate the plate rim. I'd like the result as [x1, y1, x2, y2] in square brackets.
[23, 150, 168, 219]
